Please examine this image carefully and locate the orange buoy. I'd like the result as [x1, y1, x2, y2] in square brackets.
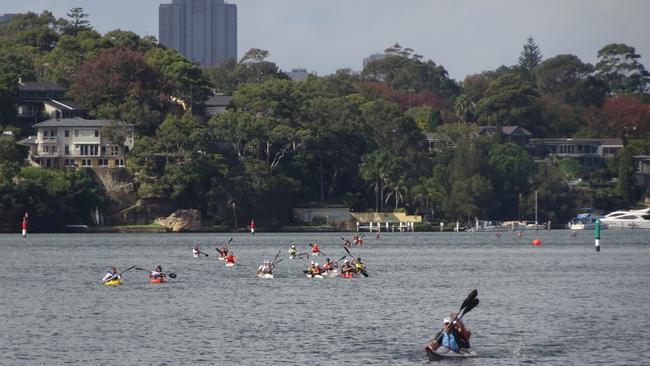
[532, 239, 542, 246]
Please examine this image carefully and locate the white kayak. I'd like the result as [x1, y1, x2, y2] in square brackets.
[256, 273, 273, 279]
[311, 252, 320, 256]
[322, 269, 338, 278]
[225, 262, 236, 267]
[193, 253, 199, 258]
[424, 345, 477, 361]
[306, 274, 324, 279]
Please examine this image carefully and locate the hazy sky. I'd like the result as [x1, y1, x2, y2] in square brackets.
[2, 0, 649, 81]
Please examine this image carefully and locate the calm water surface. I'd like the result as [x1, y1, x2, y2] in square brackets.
[0, 230, 648, 365]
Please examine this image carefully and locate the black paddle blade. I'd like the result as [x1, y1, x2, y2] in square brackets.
[360, 269, 369, 277]
[168, 273, 177, 279]
[461, 298, 479, 318]
[228, 237, 233, 244]
[460, 289, 478, 312]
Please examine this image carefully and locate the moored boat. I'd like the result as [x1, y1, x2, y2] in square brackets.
[600, 207, 650, 229]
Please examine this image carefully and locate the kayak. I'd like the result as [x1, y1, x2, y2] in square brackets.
[225, 261, 236, 267]
[323, 269, 338, 278]
[218, 256, 226, 261]
[103, 279, 123, 286]
[192, 253, 199, 258]
[424, 345, 477, 361]
[341, 272, 354, 278]
[256, 273, 273, 279]
[306, 274, 324, 279]
[149, 277, 166, 284]
[311, 252, 320, 256]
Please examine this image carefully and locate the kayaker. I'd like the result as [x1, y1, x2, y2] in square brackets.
[322, 258, 334, 271]
[193, 244, 200, 256]
[344, 239, 352, 248]
[102, 266, 120, 283]
[340, 259, 354, 275]
[313, 262, 322, 275]
[257, 259, 273, 276]
[311, 243, 321, 255]
[353, 257, 365, 272]
[225, 252, 236, 264]
[449, 313, 472, 349]
[289, 244, 297, 257]
[432, 317, 459, 352]
[150, 265, 166, 280]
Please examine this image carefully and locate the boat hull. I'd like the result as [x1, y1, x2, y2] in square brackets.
[424, 345, 477, 361]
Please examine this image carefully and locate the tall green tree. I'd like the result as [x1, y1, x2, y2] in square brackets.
[0, 73, 18, 126]
[595, 43, 650, 95]
[64, 7, 92, 36]
[535, 54, 606, 106]
[518, 36, 543, 75]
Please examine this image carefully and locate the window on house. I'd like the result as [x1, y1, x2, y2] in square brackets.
[115, 159, 125, 167]
[43, 130, 48, 138]
[95, 130, 99, 137]
[124, 146, 130, 154]
[74, 129, 79, 137]
[65, 145, 69, 155]
[98, 159, 108, 167]
[65, 130, 69, 137]
[81, 159, 92, 167]
[101, 146, 106, 155]
[52, 146, 57, 153]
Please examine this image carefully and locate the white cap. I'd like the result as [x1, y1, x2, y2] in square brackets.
[315, 263, 319, 266]
[443, 317, 452, 324]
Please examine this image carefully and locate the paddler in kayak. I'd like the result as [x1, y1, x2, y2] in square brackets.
[192, 244, 200, 257]
[256, 259, 273, 276]
[340, 259, 354, 276]
[150, 265, 166, 281]
[310, 243, 322, 255]
[322, 258, 335, 272]
[218, 245, 229, 260]
[288, 244, 297, 257]
[431, 315, 471, 352]
[304, 261, 321, 276]
[102, 266, 121, 283]
[352, 257, 365, 272]
[225, 251, 236, 264]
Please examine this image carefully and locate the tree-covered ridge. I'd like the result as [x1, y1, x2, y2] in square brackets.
[0, 11, 649, 231]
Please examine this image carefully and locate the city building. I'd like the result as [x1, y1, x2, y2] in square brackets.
[18, 117, 134, 169]
[287, 68, 314, 81]
[159, 0, 237, 67]
[0, 13, 17, 23]
[363, 53, 386, 69]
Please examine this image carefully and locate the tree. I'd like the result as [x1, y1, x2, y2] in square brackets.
[476, 72, 542, 134]
[596, 43, 650, 95]
[64, 7, 92, 36]
[70, 47, 164, 134]
[518, 36, 543, 75]
[0, 11, 62, 52]
[361, 44, 459, 98]
[0, 73, 18, 126]
[616, 149, 636, 206]
[535, 54, 606, 106]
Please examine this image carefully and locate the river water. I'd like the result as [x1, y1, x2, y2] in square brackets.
[0, 230, 648, 365]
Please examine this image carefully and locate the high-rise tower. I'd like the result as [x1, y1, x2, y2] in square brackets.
[159, 0, 237, 66]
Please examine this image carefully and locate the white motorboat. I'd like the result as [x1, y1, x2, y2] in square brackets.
[600, 208, 650, 229]
[567, 213, 606, 230]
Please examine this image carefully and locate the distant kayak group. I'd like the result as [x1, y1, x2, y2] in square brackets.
[101, 265, 177, 286]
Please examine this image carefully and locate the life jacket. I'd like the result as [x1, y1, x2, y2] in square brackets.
[226, 255, 235, 263]
[441, 331, 459, 352]
[354, 262, 364, 270]
[323, 263, 333, 270]
[311, 245, 319, 253]
[289, 247, 297, 254]
[150, 270, 164, 279]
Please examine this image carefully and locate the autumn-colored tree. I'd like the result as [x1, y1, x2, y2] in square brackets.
[600, 95, 650, 139]
[70, 47, 164, 133]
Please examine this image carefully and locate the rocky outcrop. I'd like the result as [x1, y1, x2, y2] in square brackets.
[154, 209, 201, 232]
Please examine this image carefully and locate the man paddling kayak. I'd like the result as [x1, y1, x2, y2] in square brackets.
[192, 244, 200, 257]
[431, 315, 472, 352]
[322, 258, 335, 271]
[310, 243, 322, 256]
[102, 266, 121, 283]
[340, 259, 354, 276]
[256, 259, 273, 276]
[289, 244, 297, 257]
[150, 265, 166, 281]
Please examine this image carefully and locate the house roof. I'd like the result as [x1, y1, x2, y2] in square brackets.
[43, 99, 88, 111]
[478, 125, 532, 136]
[17, 136, 37, 145]
[32, 117, 133, 128]
[18, 81, 65, 92]
[205, 95, 232, 106]
[532, 138, 623, 145]
[600, 138, 623, 146]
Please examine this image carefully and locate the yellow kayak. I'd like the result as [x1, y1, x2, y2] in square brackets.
[103, 279, 123, 286]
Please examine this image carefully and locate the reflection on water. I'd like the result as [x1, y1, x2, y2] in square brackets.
[0, 230, 648, 365]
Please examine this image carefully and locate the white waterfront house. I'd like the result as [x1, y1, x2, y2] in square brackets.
[18, 117, 134, 169]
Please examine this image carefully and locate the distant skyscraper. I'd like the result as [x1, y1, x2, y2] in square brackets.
[159, 0, 237, 67]
[0, 13, 18, 23]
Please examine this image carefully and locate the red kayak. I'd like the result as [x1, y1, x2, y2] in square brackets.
[341, 272, 354, 278]
[149, 277, 166, 284]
